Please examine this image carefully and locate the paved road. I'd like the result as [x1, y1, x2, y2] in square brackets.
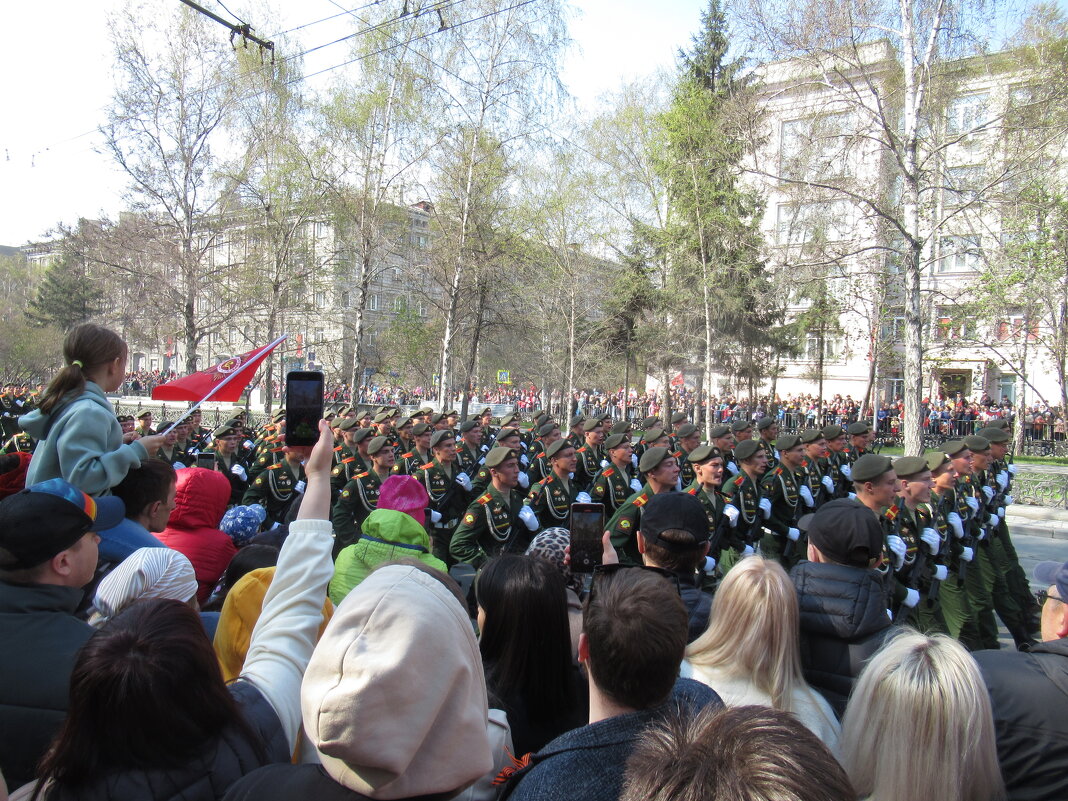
[1018, 464, 1068, 474]
[994, 531, 1067, 649]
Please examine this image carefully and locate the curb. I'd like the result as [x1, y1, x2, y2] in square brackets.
[1007, 518, 1068, 541]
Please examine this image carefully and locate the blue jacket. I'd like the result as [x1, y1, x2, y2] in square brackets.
[96, 517, 168, 565]
[503, 678, 720, 801]
[21, 381, 148, 495]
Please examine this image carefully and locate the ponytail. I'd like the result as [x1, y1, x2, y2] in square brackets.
[39, 324, 126, 415]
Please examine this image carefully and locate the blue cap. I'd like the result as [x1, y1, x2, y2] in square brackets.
[1034, 561, 1068, 602]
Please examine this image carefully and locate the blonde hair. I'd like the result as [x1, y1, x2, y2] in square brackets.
[685, 557, 805, 712]
[840, 630, 1006, 801]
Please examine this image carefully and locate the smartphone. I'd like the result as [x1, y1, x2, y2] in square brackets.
[196, 452, 216, 470]
[569, 502, 605, 573]
[285, 370, 324, 447]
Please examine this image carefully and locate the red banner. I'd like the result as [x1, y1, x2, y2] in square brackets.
[151, 340, 283, 403]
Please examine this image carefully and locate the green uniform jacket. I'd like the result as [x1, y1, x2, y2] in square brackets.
[243, 460, 306, 525]
[574, 444, 604, 491]
[759, 465, 803, 540]
[607, 484, 655, 566]
[589, 464, 637, 516]
[526, 472, 580, 531]
[332, 469, 385, 545]
[683, 481, 725, 556]
[330, 453, 369, 501]
[450, 485, 526, 568]
[722, 472, 763, 549]
[413, 459, 466, 537]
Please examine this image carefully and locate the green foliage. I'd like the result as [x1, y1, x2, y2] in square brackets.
[26, 255, 106, 332]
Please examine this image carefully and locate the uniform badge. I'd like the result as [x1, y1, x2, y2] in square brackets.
[620, 519, 631, 529]
[464, 513, 475, 524]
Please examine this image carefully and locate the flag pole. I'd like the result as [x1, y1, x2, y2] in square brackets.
[160, 334, 288, 434]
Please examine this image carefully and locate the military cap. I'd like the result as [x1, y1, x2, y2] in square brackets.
[155, 420, 172, 432]
[598, 413, 611, 422]
[430, 430, 455, 449]
[352, 427, 375, 444]
[604, 433, 630, 451]
[688, 444, 723, 464]
[641, 427, 666, 444]
[460, 420, 481, 433]
[776, 434, 802, 451]
[676, 423, 699, 438]
[670, 411, 688, 425]
[799, 429, 824, 444]
[846, 422, 871, 436]
[709, 424, 731, 439]
[396, 417, 414, 430]
[976, 426, 1009, 443]
[337, 417, 359, 431]
[986, 418, 1010, 430]
[640, 416, 659, 429]
[272, 410, 286, 423]
[925, 451, 951, 472]
[430, 412, 447, 425]
[963, 434, 990, 452]
[733, 439, 761, 460]
[821, 424, 845, 439]
[373, 412, 391, 424]
[532, 409, 545, 419]
[388, 408, 401, 419]
[500, 412, 518, 426]
[851, 454, 894, 482]
[418, 406, 434, 415]
[546, 439, 574, 460]
[609, 421, 631, 435]
[484, 447, 516, 469]
[367, 436, 390, 456]
[213, 423, 237, 439]
[893, 456, 929, 480]
[496, 426, 520, 441]
[943, 440, 968, 458]
[756, 416, 777, 431]
[116, 414, 133, 423]
[446, 409, 459, 417]
[412, 422, 432, 436]
[136, 410, 153, 420]
[638, 446, 672, 473]
[374, 406, 387, 416]
[731, 420, 752, 433]
[538, 422, 558, 436]
[479, 407, 492, 417]
[357, 409, 372, 420]
[582, 418, 601, 432]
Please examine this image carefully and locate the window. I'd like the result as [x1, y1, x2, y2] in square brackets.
[393, 295, 406, 312]
[887, 377, 905, 401]
[882, 313, 906, 341]
[937, 236, 982, 273]
[946, 93, 989, 136]
[340, 291, 350, 308]
[314, 291, 326, 308]
[780, 113, 854, 181]
[933, 306, 976, 341]
[776, 202, 852, 246]
[945, 166, 982, 205]
[999, 374, 1016, 404]
[417, 299, 427, 317]
[314, 328, 324, 343]
[315, 221, 329, 238]
[803, 333, 841, 361]
[367, 294, 379, 311]
[997, 312, 1038, 342]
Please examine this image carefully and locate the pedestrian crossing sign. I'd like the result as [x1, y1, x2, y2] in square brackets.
[497, 370, 511, 385]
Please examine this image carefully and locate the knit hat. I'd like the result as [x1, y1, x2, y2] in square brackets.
[526, 527, 583, 594]
[220, 504, 268, 546]
[304, 565, 493, 798]
[91, 547, 198, 626]
[377, 475, 430, 527]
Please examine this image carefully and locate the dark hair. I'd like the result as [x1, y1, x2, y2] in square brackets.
[642, 528, 705, 574]
[583, 568, 687, 710]
[39, 324, 126, 414]
[621, 705, 855, 801]
[34, 599, 264, 793]
[201, 545, 279, 612]
[110, 459, 177, 520]
[476, 555, 576, 723]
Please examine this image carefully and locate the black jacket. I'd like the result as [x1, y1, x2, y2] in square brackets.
[974, 638, 1068, 801]
[790, 560, 893, 716]
[0, 580, 93, 789]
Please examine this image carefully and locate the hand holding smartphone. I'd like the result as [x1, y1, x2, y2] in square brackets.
[285, 371, 324, 447]
[569, 502, 605, 573]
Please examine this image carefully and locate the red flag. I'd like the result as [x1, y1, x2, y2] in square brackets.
[151, 338, 284, 403]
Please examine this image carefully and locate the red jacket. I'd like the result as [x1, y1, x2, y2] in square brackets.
[157, 467, 236, 603]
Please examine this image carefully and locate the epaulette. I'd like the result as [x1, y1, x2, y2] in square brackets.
[577, 446, 588, 453]
[476, 492, 493, 505]
[355, 471, 369, 479]
[733, 474, 745, 487]
[633, 492, 649, 507]
[774, 467, 783, 476]
[402, 451, 415, 459]
[270, 445, 285, 453]
[685, 486, 698, 496]
[342, 456, 356, 464]
[538, 476, 551, 486]
[267, 463, 281, 470]
[884, 504, 899, 521]
[420, 462, 435, 470]
[333, 445, 343, 452]
[603, 467, 615, 478]
[672, 450, 682, 459]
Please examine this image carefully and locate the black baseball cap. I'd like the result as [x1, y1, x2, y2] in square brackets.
[0, 479, 125, 570]
[639, 492, 709, 551]
[802, 499, 883, 568]
[1034, 560, 1068, 602]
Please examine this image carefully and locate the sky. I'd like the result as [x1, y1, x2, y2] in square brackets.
[0, 0, 707, 246]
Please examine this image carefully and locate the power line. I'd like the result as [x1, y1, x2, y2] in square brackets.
[178, 0, 274, 55]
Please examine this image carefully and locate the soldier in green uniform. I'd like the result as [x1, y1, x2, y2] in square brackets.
[565, 415, 585, 449]
[0, 387, 20, 440]
[394, 423, 434, 476]
[668, 411, 689, 445]
[450, 447, 532, 569]
[456, 420, 486, 477]
[607, 446, 679, 566]
[134, 410, 155, 438]
[478, 408, 495, 447]
[817, 424, 848, 498]
[758, 434, 812, 569]
[708, 425, 736, 474]
[928, 450, 982, 649]
[528, 422, 561, 483]
[413, 430, 470, 565]
[671, 423, 701, 489]
[754, 417, 778, 472]
[151, 421, 188, 468]
[203, 422, 250, 506]
[574, 419, 606, 491]
[845, 422, 872, 463]
[891, 456, 949, 633]
[331, 435, 395, 557]
[472, 427, 528, 495]
[589, 433, 643, 515]
[394, 416, 415, 455]
[797, 429, 834, 508]
[635, 427, 671, 481]
[526, 439, 587, 532]
[243, 449, 307, 526]
[429, 412, 450, 432]
[683, 444, 727, 569]
[720, 439, 769, 574]
[330, 427, 374, 500]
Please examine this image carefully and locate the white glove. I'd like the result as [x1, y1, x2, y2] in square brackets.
[934, 564, 949, 581]
[987, 513, 998, 527]
[982, 486, 995, 501]
[997, 506, 1005, 519]
[520, 454, 529, 466]
[1008, 463, 1017, 475]
[600, 459, 609, 468]
[841, 464, 852, 480]
[723, 504, 740, 526]
[703, 555, 717, 575]
[996, 471, 1009, 490]
[569, 472, 575, 480]
[787, 526, 800, 541]
[1004, 494, 1013, 506]
[174, 462, 188, 469]
[887, 534, 907, 570]
[518, 505, 539, 531]
[243, 439, 254, 450]
[799, 485, 815, 508]
[727, 461, 738, 474]
[631, 454, 639, 468]
[430, 509, 442, 523]
[576, 492, 592, 504]
[847, 491, 857, 500]
[902, 588, 920, 608]
[947, 511, 964, 539]
[230, 463, 247, 481]
[965, 496, 979, 513]
[518, 472, 529, 489]
[456, 472, 472, 491]
[741, 544, 754, 557]
[294, 480, 306, 494]
[773, 449, 781, 460]
[629, 477, 642, 492]
[480, 444, 489, 453]
[961, 546, 975, 562]
[821, 475, 835, 493]
[920, 527, 940, 553]
[759, 497, 772, 518]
